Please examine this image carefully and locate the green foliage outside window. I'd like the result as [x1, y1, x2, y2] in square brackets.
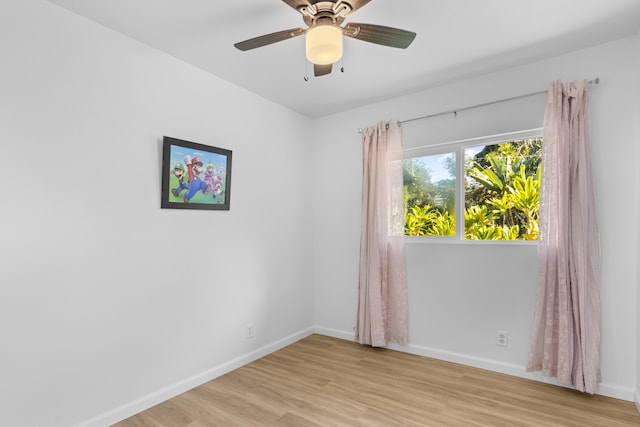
[403, 153, 456, 236]
[403, 138, 542, 240]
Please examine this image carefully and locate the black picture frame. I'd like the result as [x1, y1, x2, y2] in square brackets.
[161, 136, 232, 210]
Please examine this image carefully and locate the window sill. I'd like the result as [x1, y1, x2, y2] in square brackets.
[404, 236, 538, 246]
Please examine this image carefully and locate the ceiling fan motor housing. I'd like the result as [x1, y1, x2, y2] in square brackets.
[299, 1, 353, 26]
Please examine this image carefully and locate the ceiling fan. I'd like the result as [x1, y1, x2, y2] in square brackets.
[234, 0, 417, 77]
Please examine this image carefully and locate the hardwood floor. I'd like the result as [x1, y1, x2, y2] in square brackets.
[114, 334, 640, 426]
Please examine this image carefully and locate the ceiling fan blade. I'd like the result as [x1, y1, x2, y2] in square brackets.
[282, 0, 309, 13]
[314, 63, 333, 77]
[234, 27, 305, 51]
[343, 22, 416, 49]
[343, 0, 372, 14]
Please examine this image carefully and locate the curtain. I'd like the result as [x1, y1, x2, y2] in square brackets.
[527, 80, 601, 393]
[355, 121, 408, 347]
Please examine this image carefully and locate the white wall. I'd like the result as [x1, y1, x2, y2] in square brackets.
[636, 29, 640, 413]
[0, 1, 314, 426]
[312, 36, 640, 401]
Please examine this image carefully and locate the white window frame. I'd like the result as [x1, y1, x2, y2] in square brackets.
[403, 128, 542, 245]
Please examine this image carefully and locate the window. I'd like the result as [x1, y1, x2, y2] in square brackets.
[403, 152, 456, 236]
[403, 130, 542, 241]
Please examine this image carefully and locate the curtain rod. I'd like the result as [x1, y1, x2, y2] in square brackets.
[358, 77, 600, 133]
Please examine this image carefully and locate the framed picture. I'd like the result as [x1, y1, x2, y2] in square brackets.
[161, 136, 232, 210]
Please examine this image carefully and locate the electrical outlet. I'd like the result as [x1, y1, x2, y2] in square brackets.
[246, 323, 254, 339]
[496, 330, 508, 347]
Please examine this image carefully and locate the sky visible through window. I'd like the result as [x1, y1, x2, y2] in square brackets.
[423, 146, 484, 183]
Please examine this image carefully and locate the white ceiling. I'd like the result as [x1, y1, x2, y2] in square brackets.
[45, 0, 640, 118]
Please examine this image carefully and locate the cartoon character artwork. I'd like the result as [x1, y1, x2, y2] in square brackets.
[204, 163, 216, 192]
[203, 162, 224, 200]
[182, 155, 208, 203]
[162, 137, 231, 210]
[212, 180, 224, 200]
[170, 163, 189, 198]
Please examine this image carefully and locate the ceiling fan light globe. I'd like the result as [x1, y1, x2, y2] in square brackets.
[306, 25, 343, 65]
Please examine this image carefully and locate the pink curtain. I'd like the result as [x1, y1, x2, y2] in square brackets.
[355, 121, 408, 347]
[527, 80, 601, 393]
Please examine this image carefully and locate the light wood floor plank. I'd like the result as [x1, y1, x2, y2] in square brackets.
[113, 334, 640, 426]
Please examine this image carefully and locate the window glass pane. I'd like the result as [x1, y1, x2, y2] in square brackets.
[464, 138, 542, 240]
[403, 152, 456, 236]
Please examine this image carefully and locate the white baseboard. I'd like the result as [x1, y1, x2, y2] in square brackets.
[314, 326, 355, 341]
[75, 327, 315, 427]
[635, 389, 640, 413]
[314, 327, 636, 403]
